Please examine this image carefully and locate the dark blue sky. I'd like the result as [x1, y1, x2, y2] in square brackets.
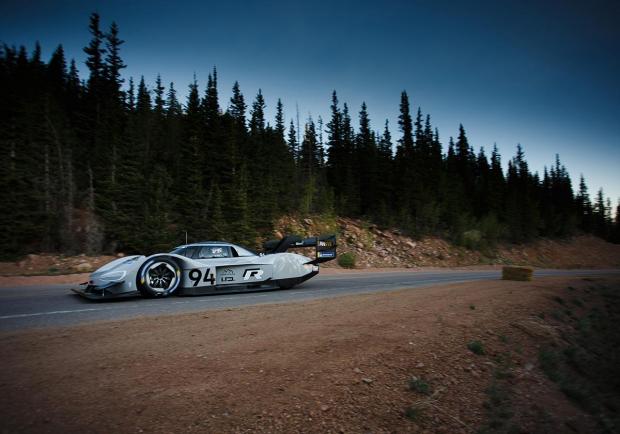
[1, 0, 619, 203]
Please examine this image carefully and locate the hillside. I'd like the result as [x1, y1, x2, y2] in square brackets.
[0, 216, 618, 278]
[276, 216, 620, 269]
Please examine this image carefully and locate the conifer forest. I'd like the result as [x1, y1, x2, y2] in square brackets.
[1, 14, 618, 258]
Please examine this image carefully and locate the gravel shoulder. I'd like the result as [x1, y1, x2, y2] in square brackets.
[2, 275, 617, 433]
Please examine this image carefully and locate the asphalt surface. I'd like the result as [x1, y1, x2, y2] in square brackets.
[1, 269, 618, 332]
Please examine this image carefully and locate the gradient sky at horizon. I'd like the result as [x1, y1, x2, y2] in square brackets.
[1, 0, 619, 206]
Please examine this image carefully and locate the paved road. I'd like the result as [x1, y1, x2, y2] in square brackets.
[1, 269, 618, 332]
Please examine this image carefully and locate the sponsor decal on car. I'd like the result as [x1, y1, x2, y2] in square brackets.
[220, 268, 235, 282]
[243, 268, 264, 281]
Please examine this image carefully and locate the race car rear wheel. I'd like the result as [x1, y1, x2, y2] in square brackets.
[137, 257, 181, 298]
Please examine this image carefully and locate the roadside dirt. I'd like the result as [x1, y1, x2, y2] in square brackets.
[0, 253, 118, 277]
[1, 276, 618, 433]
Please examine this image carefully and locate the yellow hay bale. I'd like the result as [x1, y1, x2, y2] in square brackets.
[502, 266, 533, 281]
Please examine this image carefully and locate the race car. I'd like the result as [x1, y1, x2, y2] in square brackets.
[72, 235, 337, 300]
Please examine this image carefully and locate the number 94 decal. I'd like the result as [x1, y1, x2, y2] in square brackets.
[186, 268, 216, 287]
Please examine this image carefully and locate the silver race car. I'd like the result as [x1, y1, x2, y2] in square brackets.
[72, 235, 337, 300]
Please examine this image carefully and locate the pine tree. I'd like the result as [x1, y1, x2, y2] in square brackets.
[153, 74, 165, 116]
[66, 58, 81, 112]
[576, 175, 593, 232]
[104, 21, 125, 100]
[356, 102, 378, 216]
[228, 80, 246, 128]
[83, 13, 105, 95]
[126, 77, 135, 111]
[275, 99, 285, 139]
[165, 82, 182, 117]
[340, 102, 359, 214]
[375, 120, 394, 224]
[288, 119, 298, 162]
[455, 124, 474, 202]
[202, 67, 220, 139]
[326, 91, 347, 210]
[398, 91, 414, 152]
[47, 45, 67, 94]
[594, 188, 608, 238]
[249, 89, 265, 135]
[488, 144, 505, 216]
[394, 91, 415, 227]
[299, 117, 319, 176]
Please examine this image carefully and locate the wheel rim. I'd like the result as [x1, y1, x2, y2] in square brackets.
[145, 262, 178, 294]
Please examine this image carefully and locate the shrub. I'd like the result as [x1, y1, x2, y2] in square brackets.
[468, 340, 485, 355]
[461, 229, 482, 250]
[404, 406, 421, 421]
[538, 347, 561, 382]
[553, 296, 565, 305]
[338, 252, 356, 268]
[408, 378, 431, 395]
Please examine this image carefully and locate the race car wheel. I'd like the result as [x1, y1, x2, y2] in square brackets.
[137, 257, 181, 298]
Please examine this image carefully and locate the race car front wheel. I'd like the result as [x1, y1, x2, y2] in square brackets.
[137, 257, 181, 297]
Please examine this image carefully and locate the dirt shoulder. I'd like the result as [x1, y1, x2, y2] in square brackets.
[2, 275, 618, 433]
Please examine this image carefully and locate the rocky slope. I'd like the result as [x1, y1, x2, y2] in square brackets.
[274, 216, 620, 269]
[1, 216, 618, 277]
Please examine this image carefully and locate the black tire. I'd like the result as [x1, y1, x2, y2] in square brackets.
[137, 257, 181, 298]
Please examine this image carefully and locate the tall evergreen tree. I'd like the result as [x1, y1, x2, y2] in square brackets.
[288, 119, 298, 162]
[249, 89, 266, 135]
[103, 21, 125, 99]
[83, 13, 105, 94]
[228, 80, 246, 128]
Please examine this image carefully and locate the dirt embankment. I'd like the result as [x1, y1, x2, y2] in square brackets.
[1, 276, 618, 433]
[277, 216, 620, 269]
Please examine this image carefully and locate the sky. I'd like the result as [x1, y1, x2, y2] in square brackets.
[1, 0, 619, 205]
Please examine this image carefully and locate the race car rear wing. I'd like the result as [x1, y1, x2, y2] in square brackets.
[263, 234, 337, 264]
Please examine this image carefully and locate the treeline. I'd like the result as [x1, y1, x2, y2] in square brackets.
[0, 13, 618, 258]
